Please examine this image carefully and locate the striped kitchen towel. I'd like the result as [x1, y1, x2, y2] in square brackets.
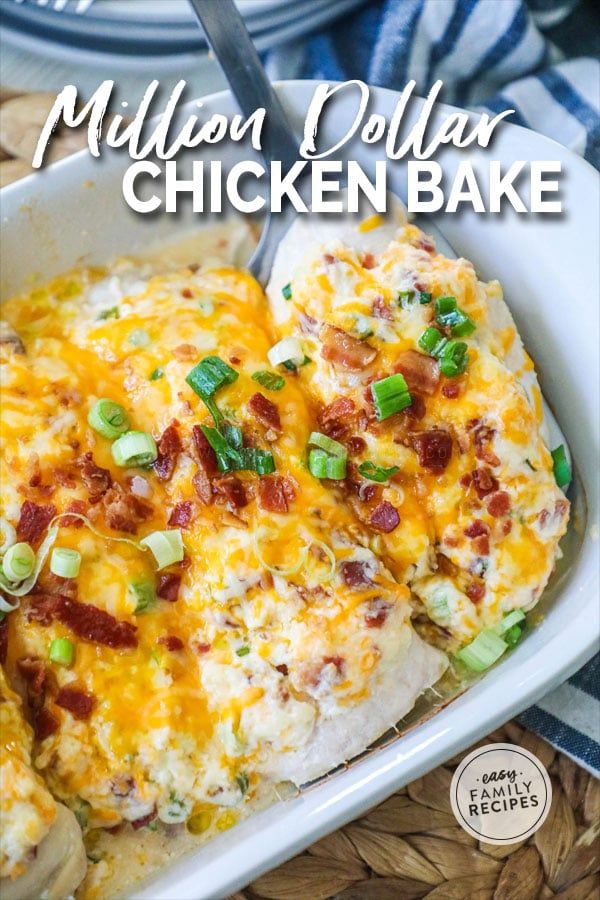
[266, 0, 600, 774]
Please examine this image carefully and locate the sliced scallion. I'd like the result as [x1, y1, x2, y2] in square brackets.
[252, 371, 285, 392]
[50, 548, 81, 579]
[397, 289, 415, 308]
[456, 629, 507, 672]
[371, 373, 412, 421]
[357, 461, 400, 483]
[308, 432, 347, 459]
[88, 399, 130, 440]
[267, 337, 304, 369]
[419, 291, 432, 304]
[282, 283, 292, 301]
[308, 448, 346, 480]
[236, 646, 250, 657]
[551, 444, 571, 489]
[149, 367, 164, 381]
[97, 306, 119, 321]
[238, 447, 276, 475]
[200, 425, 242, 472]
[140, 530, 184, 570]
[129, 580, 156, 614]
[494, 609, 525, 635]
[112, 431, 157, 467]
[435, 296, 476, 337]
[128, 329, 151, 347]
[2, 542, 35, 582]
[185, 356, 238, 425]
[439, 340, 469, 377]
[503, 625, 523, 647]
[49, 637, 75, 667]
[418, 327, 446, 356]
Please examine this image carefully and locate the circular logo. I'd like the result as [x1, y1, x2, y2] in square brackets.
[450, 742, 552, 844]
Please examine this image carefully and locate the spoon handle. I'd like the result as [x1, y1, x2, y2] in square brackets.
[189, 0, 299, 171]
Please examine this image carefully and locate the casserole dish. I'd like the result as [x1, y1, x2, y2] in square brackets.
[0, 81, 598, 899]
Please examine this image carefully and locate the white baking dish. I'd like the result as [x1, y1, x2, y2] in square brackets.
[1, 81, 598, 899]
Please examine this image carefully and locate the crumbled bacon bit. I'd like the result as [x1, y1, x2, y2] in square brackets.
[370, 501, 400, 533]
[346, 436, 367, 455]
[394, 350, 440, 396]
[258, 476, 289, 513]
[192, 425, 218, 476]
[473, 535, 490, 556]
[158, 635, 184, 651]
[16, 501, 56, 547]
[194, 642, 211, 654]
[33, 707, 59, 741]
[471, 467, 499, 499]
[362, 252, 376, 269]
[192, 469, 213, 505]
[168, 501, 194, 528]
[320, 325, 377, 371]
[30, 595, 138, 649]
[213, 476, 247, 509]
[154, 421, 182, 481]
[60, 499, 87, 527]
[501, 520, 513, 536]
[459, 473, 472, 489]
[132, 810, 157, 831]
[365, 598, 391, 628]
[372, 296, 393, 320]
[323, 655, 345, 676]
[275, 663, 289, 676]
[464, 519, 490, 538]
[340, 560, 373, 587]
[157, 573, 181, 602]
[404, 394, 427, 421]
[229, 355, 241, 365]
[466, 582, 485, 603]
[55, 686, 95, 720]
[102, 484, 153, 535]
[487, 491, 511, 518]
[173, 343, 199, 361]
[318, 397, 356, 429]
[412, 430, 453, 472]
[417, 236, 435, 253]
[77, 453, 112, 503]
[181, 287, 193, 299]
[17, 657, 48, 696]
[473, 425, 500, 466]
[442, 382, 460, 399]
[323, 253, 335, 265]
[248, 392, 281, 432]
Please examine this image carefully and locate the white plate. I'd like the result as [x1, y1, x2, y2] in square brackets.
[1, 81, 598, 900]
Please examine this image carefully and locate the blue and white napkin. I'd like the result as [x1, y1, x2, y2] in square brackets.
[266, 0, 600, 774]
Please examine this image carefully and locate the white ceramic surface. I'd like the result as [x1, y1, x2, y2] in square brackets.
[1, 81, 598, 900]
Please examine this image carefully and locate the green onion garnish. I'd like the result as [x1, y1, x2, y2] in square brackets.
[50, 548, 81, 579]
[282, 283, 292, 301]
[129, 580, 156, 614]
[87, 399, 130, 440]
[357, 461, 400, 483]
[308, 432, 347, 459]
[97, 306, 119, 321]
[419, 291, 432, 304]
[551, 444, 571, 489]
[2, 542, 35, 582]
[504, 625, 523, 647]
[252, 371, 285, 392]
[222, 423, 243, 451]
[397, 289, 415, 308]
[185, 356, 238, 425]
[236, 646, 250, 657]
[111, 431, 157, 467]
[439, 340, 469, 377]
[128, 329, 151, 347]
[434, 296, 476, 337]
[494, 609, 525, 634]
[418, 327, 446, 356]
[371, 373, 412, 421]
[238, 448, 276, 475]
[200, 425, 243, 472]
[49, 637, 75, 667]
[140, 530, 184, 570]
[236, 772, 249, 794]
[456, 629, 508, 672]
[308, 448, 347, 480]
[149, 367, 164, 381]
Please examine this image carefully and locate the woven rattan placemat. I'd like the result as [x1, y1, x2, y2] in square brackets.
[2, 89, 598, 900]
[236, 722, 599, 900]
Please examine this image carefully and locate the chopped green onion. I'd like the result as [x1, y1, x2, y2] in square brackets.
[50, 548, 81, 579]
[494, 609, 525, 635]
[236, 646, 250, 657]
[434, 296, 476, 337]
[397, 289, 415, 308]
[49, 637, 75, 667]
[308, 432, 347, 459]
[418, 327, 446, 356]
[252, 371, 285, 392]
[282, 283, 293, 301]
[0, 517, 17, 555]
[503, 625, 523, 648]
[235, 772, 249, 794]
[222, 423, 243, 451]
[185, 356, 238, 425]
[237, 448, 276, 475]
[111, 431, 157, 467]
[200, 425, 242, 472]
[97, 306, 119, 321]
[149, 367, 164, 381]
[87, 399, 130, 440]
[371, 373, 412, 421]
[2, 542, 35, 582]
[128, 329, 151, 347]
[456, 629, 507, 672]
[439, 340, 469, 377]
[0, 527, 58, 600]
[308, 448, 347, 480]
[140, 530, 184, 570]
[268, 337, 304, 369]
[357, 461, 400, 483]
[551, 444, 571, 489]
[129, 580, 156, 614]
[419, 291, 432, 304]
